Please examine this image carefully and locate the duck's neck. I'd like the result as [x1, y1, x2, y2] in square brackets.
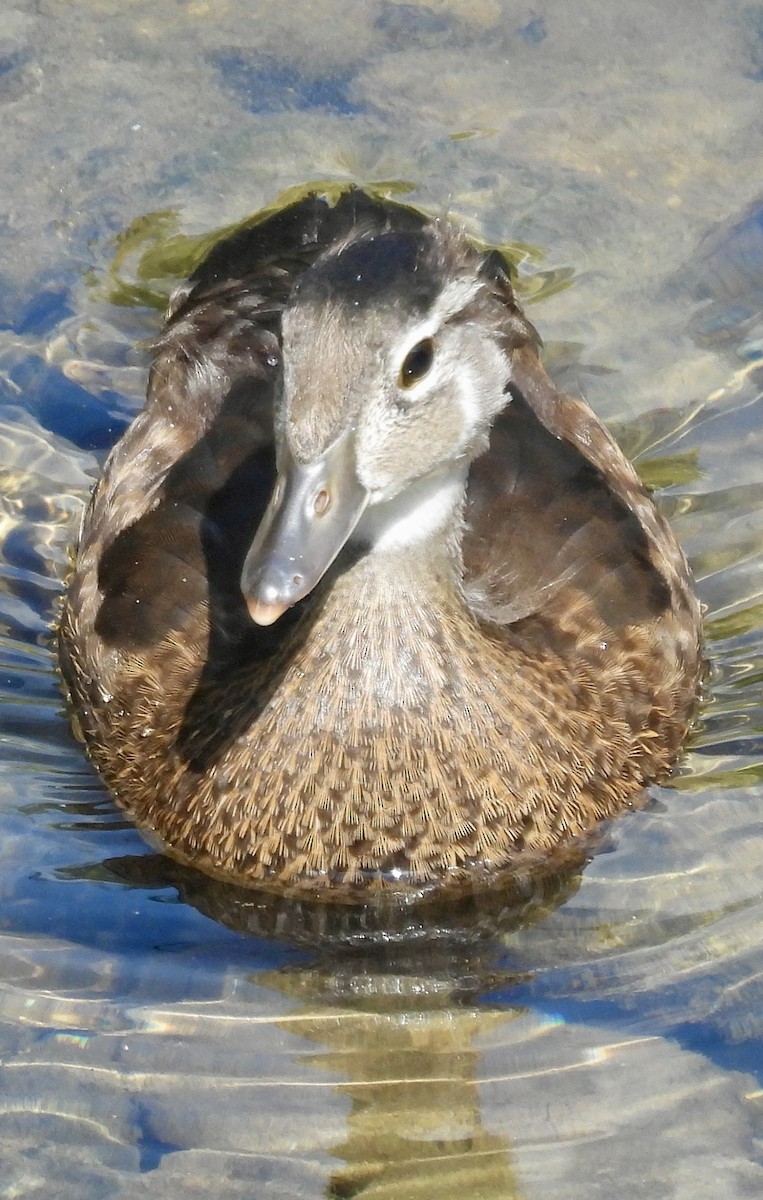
[291, 468, 481, 721]
[324, 562, 463, 711]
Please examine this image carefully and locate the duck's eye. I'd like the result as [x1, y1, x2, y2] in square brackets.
[399, 338, 435, 389]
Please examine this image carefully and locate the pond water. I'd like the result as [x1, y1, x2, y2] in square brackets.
[3, 0, 763, 1195]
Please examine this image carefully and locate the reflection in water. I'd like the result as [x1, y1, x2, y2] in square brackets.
[49, 853, 575, 1195]
[44, 844, 763, 1196]
[210, 871, 558, 1200]
[90, 848, 584, 950]
[272, 966, 521, 1200]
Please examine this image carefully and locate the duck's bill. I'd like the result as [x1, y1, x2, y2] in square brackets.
[241, 427, 369, 626]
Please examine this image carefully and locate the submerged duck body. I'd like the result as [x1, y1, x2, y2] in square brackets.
[59, 188, 702, 896]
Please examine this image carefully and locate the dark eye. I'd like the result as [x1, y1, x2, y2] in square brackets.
[399, 337, 435, 388]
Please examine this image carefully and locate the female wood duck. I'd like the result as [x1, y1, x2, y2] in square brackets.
[59, 187, 702, 897]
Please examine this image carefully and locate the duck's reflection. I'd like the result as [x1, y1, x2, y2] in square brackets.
[96, 845, 585, 950]
[274, 964, 523, 1200]
[93, 849, 586, 1198]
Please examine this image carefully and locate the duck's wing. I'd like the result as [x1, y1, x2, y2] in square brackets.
[61, 314, 281, 730]
[462, 265, 699, 636]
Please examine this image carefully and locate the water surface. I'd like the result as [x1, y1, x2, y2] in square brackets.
[2, 1, 763, 1195]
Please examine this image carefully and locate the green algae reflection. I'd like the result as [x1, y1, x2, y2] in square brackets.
[92, 180, 576, 315]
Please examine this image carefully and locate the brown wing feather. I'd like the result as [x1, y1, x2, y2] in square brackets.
[463, 378, 673, 631]
[464, 260, 697, 637]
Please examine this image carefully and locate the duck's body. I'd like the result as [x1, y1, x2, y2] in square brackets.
[59, 188, 702, 895]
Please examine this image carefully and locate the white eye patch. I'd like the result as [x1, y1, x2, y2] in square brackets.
[390, 275, 480, 385]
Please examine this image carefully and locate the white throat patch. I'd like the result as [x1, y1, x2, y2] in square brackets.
[354, 464, 467, 553]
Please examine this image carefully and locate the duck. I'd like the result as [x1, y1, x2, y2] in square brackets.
[58, 186, 703, 898]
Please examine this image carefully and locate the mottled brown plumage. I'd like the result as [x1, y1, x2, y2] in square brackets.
[58, 188, 702, 897]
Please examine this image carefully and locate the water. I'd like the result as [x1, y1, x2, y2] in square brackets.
[2, 1, 763, 1195]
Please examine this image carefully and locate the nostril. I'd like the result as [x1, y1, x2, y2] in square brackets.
[313, 488, 331, 515]
[291, 573, 303, 587]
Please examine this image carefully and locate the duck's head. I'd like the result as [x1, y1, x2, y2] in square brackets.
[241, 222, 533, 625]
